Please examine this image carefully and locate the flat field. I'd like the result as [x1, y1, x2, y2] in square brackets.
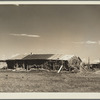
[0, 70, 100, 92]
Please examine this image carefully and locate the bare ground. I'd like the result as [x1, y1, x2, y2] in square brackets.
[0, 70, 100, 92]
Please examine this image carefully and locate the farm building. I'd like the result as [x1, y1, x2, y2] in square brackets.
[0, 60, 7, 69]
[91, 62, 100, 69]
[6, 54, 82, 71]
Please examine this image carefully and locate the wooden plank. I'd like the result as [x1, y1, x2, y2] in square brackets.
[57, 65, 63, 73]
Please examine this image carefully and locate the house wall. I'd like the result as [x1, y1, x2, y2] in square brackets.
[6, 59, 69, 70]
[6, 60, 15, 69]
[6, 57, 81, 71]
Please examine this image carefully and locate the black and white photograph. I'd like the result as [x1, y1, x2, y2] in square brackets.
[0, 2, 100, 94]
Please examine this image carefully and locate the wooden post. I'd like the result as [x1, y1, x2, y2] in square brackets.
[88, 57, 90, 65]
[26, 65, 28, 71]
[53, 61, 55, 70]
[23, 63, 25, 69]
[57, 65, 63, 73]
[16, 63, 18, 68]
[68, 62, 71, 72]
[57, 60, 63, 73]
[88, 57, 90, 69]
[62, 60, 63, 70]
[13, 62, 16, 69]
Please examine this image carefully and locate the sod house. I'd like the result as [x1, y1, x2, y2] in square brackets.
[6, 54, 82, 71]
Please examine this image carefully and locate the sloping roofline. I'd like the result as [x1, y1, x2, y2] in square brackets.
[6, 54, 80, 61]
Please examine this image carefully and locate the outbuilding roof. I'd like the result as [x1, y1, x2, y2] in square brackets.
[23, 54, 54, 60]
[7, 54, 77, 61]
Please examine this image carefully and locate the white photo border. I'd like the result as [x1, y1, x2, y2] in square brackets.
[0, 1, 100, 99]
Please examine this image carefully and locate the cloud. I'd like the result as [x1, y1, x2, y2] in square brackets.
[73, 41, 97, 45]
[10, 34, 40, 38]
[86, 41, 97, 44]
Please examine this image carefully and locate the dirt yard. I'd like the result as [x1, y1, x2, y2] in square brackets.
[0, 70, 100, 92]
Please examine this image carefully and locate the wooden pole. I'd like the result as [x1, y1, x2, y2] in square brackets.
[88, 57, 90, 65]
[23, 63, 25, 69]
[57, 65, 63, 73]
[53, 61, 55, 70]
[67, 62, 70, 72]
[26, 65, 28, 71]
[88, 57, 90, 69]
[57, 60, 63, 73]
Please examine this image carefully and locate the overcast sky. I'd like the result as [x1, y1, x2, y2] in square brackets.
[0, 5, 100, 62]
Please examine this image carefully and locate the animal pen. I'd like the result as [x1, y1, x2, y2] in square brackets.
[6, 54, 82, 72]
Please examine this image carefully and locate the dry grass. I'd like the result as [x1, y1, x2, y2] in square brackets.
[0, 70, 100, 92]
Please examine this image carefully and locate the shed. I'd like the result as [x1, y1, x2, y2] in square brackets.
[91, 62, 100, 69]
